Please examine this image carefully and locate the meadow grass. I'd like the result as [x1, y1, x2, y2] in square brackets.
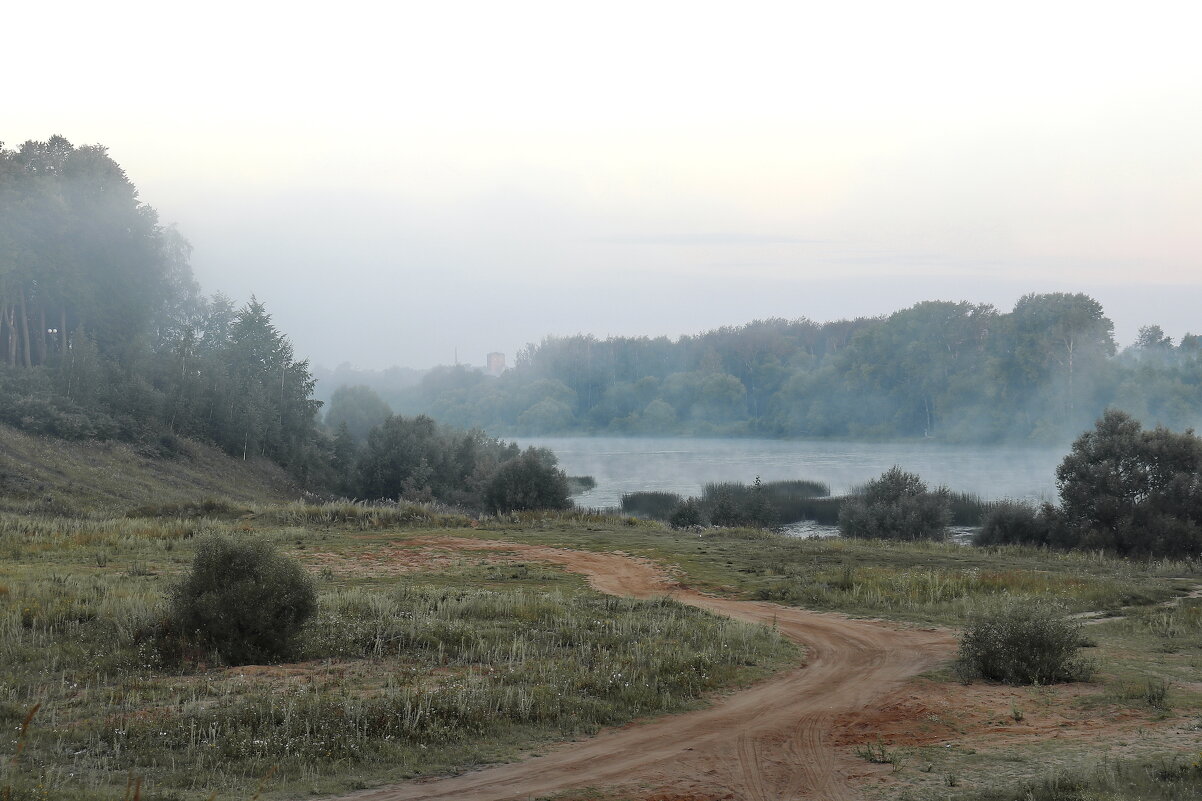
[470, 518, 1189, 625]
[3, 500, 1201, 800]
[0, 509, 795, 800]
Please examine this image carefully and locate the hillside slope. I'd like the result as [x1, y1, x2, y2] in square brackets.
[0, 425, 305, 514]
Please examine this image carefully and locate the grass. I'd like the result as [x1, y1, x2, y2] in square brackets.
[0, 424, 300, 516]
[472, 520, 1185, 625]
[738, 489, 999, 527]
[460, 512, 1202, 800]
[957, 755, 1202, 800]
[619, 491, 682, 519]
[620, 479, 831, 525]
[3, 439, 1201, 800]
[0, 508, 796, 800]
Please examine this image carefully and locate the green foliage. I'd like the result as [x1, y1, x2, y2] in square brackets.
[1054, 409, 1202, 557]
[945, 491, 1003, 525]
[955, 598, 1094, 685]
[706, 478, 779, 528]
[621, 491, 684, 519]
[975, 501, 1053, 546]
[758, 479, 831, 520]
[838, 467, 951, 541]
[624, 478, 828, 529]
[379, 298, 1202, 442]
[355, 414, 520, 508]
[323, 384, 392, 442]
[0, 139, 326, 484]
[668, 498, 704, 528]
[565, 475, 597, 495]
[484, 447, 571, 513]
[168, 535, 317, 665]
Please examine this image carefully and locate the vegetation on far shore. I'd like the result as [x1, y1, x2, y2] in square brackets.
[5, 134, 1202, 801]
[332, 307, 1202, 445]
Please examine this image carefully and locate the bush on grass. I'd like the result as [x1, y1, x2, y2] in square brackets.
[168, 535, 317, 665]
[955, 599, 1094, 685]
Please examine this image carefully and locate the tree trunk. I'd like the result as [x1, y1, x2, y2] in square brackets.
[18, 289, 31, 368]
[35, 304, 47, 365]
[5, 304, 15, 367]
[60, 307, 67, 353]
[1066, 335, 1076, 419]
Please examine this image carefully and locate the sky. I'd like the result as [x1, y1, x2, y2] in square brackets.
[7, 0, 1202, 369]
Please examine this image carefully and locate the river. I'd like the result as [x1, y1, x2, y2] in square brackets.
[514, 436, 1065, 515]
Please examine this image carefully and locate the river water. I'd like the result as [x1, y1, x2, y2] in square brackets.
[515, 436, 1065, 517]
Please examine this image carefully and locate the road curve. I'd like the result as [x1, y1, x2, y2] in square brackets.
[335, 537, 956, 801]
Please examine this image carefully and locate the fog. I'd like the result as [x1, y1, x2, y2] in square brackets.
[517, 436, 1065, 511]
[8, 1, 1202, 369]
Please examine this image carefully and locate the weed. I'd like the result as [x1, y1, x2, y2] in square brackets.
[1144, 678, 1171, 709]
[855, 740, 902, 766]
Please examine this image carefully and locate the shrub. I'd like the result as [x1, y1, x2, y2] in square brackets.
[168, 535, 317, 665]
[566, 475, 597, 495]
[975, 501, 1052, 546]
[484, 447, 571, 512]
[838, 466, 950, 540]
[621, 491, 684, 519]
[705, 477, 778, 528]
[759, 479, 830, 522]
[668, 498, 704, 528]
[955, 599, 1093, 685]
[946, 491, 1002, 525]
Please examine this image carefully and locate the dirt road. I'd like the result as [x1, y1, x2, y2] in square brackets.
[339, 537, 956, 801]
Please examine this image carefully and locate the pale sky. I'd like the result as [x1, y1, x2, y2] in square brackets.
[8, 0, 1202, 368]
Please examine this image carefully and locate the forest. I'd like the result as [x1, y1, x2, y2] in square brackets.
[0, 137, 327, 478]
[0, 137, 569, 510]
[355, 307, 1201, 443]
[5, 135, 1201, 493]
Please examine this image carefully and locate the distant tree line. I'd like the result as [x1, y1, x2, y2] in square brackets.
[372, 301, 1202, 443]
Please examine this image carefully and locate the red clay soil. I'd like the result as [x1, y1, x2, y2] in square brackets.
[331, 537, 956, 801]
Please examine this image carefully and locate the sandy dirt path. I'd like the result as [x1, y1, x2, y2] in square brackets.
[337, 537, 956, 801]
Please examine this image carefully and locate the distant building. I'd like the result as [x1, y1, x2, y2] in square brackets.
[486, 352, 507, 377]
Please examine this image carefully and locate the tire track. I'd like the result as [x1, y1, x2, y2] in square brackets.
[334, 537, 955, 801]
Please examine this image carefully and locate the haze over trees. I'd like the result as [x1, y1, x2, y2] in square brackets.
[977, 409, 1202, 557]
[0, 137, 324, 477]
[5, 135, 1201, 534]
[0, 137, 580, 512]
[371, 299, 1202, 443]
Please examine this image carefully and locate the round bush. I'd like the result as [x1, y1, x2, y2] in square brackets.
[170, 535, 317, 665]
[838, 467, 950, 541]
[975, 501, 1051, 547]
[955, 599, 1093, 685]
[668, 499, 704, 528]
[485, 447, 571, 513]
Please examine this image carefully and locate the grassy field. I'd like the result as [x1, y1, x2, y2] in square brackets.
[1, 441, 1201, 800]
[0, 426, 303, 516]
[0, 506, 797, 800]
[457, 516, 1202, 800]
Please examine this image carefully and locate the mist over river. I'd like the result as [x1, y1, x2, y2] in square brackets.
[515, 437, 1066, 512]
